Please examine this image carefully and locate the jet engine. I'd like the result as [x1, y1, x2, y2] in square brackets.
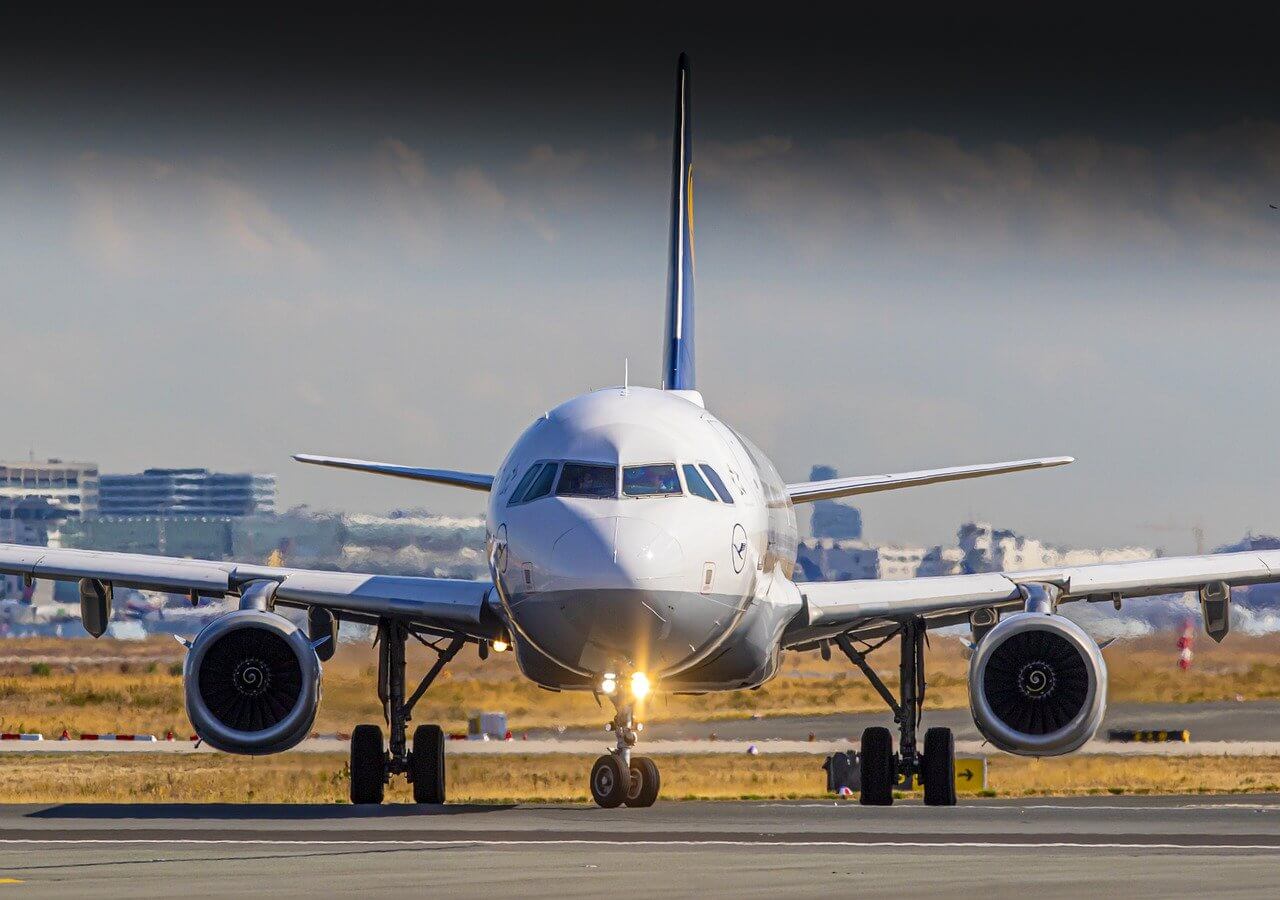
[968, 611, 1106, 755]
[183, 609, 322, 755]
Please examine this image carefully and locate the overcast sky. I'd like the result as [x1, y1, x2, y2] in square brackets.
[3, 14, 1278, 554]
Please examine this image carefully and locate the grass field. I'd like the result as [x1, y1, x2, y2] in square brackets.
[1, 751, 1277, 804]
[1, 630, 1278, 738]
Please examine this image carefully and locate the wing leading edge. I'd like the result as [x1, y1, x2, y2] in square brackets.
[293, 454, 494, 492]
[0, 543, 502, 640]
[786, 456, 1074, 504]
[784, 548, 1280, 647]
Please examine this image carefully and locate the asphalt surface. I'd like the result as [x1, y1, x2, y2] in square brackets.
[1, 796, 1278, 897]
[527, 699, 1280, 742]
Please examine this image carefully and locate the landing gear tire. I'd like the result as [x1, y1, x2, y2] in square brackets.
[350, 723, 386, 805]
[859, 726, 895, 806]
[624, 756, 661, 808]
[410, 724, 446, 804]
[922, 726, 957, 807]
[590, 754, 628, 808]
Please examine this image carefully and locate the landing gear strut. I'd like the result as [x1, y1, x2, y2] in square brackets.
[590, 698, 660, 808]
[350, 619, 464, 805]
[836, 617, 956, 806]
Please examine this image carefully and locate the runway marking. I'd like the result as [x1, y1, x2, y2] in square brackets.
[0, 839, 1276, 852]
[766, 802, 1280, 812]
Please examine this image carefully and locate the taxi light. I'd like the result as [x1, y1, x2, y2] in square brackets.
[492, 640, 508, 653]
[600, 674, 618, 695]
[630, 672, 651, 700]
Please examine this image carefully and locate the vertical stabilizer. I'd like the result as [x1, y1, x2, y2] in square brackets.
[662, 53, 696, 391]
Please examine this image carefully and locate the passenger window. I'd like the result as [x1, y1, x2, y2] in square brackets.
[682, 464, 718, 501]
[506, 464, 544, 506]
[624, 464, 682, 497]
[523, 462, 558, 501]
[556, 463, 617, 498]
[699, 465, 735, 504]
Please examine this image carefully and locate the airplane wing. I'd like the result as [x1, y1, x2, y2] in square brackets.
[293, 454, 494, 492]
[0, 543, 502, 639]
[786, 456, 1074, 504]
[783, 548, 1280, 646]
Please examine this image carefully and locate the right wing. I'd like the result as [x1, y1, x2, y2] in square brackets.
[784, 548, 1280, 646]
[0, 543, 502, 640]
[293, 454, 494, 492]
[786, 456, 1073, 504]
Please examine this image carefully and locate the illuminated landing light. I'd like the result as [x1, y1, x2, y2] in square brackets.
[600, 673, 618, 695]
[631, 672, 651, 700]
[492, 640, 509, 653]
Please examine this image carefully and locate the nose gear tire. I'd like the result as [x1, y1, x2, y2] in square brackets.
[590, 754, 628, 808]
[624, 756, 661, 807]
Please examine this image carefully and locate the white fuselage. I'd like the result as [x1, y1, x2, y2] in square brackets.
[486, 386, 801, 693]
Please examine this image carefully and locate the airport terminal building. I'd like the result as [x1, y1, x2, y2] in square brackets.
[97, 468, 276, 517]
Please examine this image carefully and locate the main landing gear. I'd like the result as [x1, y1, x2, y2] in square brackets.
[350, 619, 465, 805]
[836, 617, 957, 807]
[589, 698, 661, 808]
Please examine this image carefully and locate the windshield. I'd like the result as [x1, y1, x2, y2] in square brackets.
[623, 464, 682, 497]
[556, 463, 617, 498]
[682, 464, 718, 501]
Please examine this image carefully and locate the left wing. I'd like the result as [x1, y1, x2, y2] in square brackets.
[787, 456, 1073, 504]
[293, 454, 494, 492]
[784, 548, 1280, 646]
[0, 543, 502, 639]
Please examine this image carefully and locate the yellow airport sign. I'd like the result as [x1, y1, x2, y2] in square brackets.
[904, 757, 987, 792]
[954, 757, 987, 791]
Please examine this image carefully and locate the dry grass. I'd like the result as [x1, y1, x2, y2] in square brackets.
[0, 751, 1277, 804]
[2, 631, 1279, 737]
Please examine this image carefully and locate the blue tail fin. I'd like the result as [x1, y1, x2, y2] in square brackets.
[662, 53, 695, 391]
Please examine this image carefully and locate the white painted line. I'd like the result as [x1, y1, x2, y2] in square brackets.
[0, 838, 1274, 851]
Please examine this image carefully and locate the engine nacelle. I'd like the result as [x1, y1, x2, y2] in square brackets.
[968, 611, 1106, 755]
[184, 609, 321, 755]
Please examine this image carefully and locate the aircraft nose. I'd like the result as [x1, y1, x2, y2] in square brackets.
[549, 516, 683, 588]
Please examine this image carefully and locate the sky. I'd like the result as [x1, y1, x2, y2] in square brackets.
[3, 13, 1279, 554]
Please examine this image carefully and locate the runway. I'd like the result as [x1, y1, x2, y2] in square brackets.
[1, 796, 1278, 897]
[6, 700, 1279, 757]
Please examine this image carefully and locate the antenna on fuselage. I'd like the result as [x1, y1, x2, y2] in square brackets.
[623, 358, 630, 395]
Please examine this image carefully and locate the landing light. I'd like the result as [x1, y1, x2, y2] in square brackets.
[600, 673, 618, 695]
[631, 672, 651, 700]
[492, 639, 508, 653]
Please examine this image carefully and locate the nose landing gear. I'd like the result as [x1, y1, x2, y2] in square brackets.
[589, 699, 661, 808]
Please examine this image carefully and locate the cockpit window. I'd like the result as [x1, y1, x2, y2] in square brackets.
[556, 463, 617, 498]
[623, 464, 682, 497]
[506, 463, 544, 506]
[682, 464, 718, 501]
[699, 464, 734, 504]
[522, 461, 559, 501]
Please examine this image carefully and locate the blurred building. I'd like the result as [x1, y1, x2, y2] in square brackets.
[806, 465, 863, 540]
[798, 521, 1157, 583]
[0, 497, 72, 600]
[0, 458, 98, 521]
[98, 468, 275, 517]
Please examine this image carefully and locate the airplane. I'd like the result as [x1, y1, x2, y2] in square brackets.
[1, 53, 1275, 809]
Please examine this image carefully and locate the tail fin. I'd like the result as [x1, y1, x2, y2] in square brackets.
[662, 52, 696, 391]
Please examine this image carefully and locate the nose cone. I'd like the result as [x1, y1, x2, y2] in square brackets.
[549, 516, 683, 589]
[507, 515, 731, 675]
